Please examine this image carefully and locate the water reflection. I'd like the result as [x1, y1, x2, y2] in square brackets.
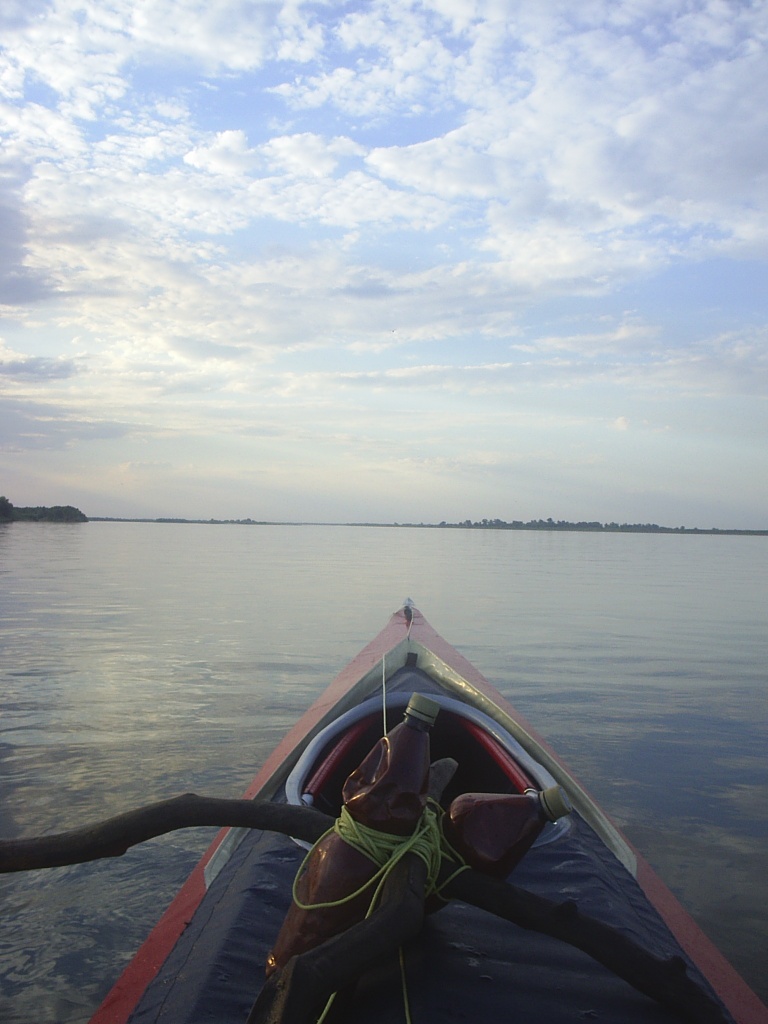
[1, 523, 766, 1020]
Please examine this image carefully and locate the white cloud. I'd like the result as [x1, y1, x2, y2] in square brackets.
[2, 0, 767, 525]
[0, 341, 79, 381]
[272, 1, 462, 116]
[367, 128, 499, 200]
[184, 130, 259, 175]
[525, 321, 659, 356]
[261, 132, 365, 178]
[355, 0, 768, 276]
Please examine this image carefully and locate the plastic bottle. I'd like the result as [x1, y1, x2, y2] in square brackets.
[342, 692, 439, 834]
[266, 693, 440, 975]
[442, 786, 572, 878]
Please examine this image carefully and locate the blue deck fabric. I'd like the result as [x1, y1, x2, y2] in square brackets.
[127, 812, 729, 1024]
[128, 829, 298, 1023]
[126, 664, 731, 1023]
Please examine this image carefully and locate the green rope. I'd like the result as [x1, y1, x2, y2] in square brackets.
[291, 799, 468, 1024]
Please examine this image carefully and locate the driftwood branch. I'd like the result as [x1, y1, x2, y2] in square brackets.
[0, 767, 729, 1024]
[0, 795, 333, 873]
[0, 761, 458, 875]
[442, 869, 729, 1024]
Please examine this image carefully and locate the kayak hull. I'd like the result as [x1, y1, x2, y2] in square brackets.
[90, 606, 767, 1024]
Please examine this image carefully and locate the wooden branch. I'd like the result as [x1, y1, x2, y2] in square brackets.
[246, 853, 428, 1024]
[0, 795, 333, 873]
[443, 869, 729, 1024]
[0, 760, 457, 875]
[1, 766, 729, 1023]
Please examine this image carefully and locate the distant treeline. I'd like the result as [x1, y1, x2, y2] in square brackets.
[0, 497, 88, 523]
[87, 513, 766, 534]
[91, 517, 274, 525]
[392, 518, 767, 535]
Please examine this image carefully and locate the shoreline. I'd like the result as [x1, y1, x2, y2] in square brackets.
[86, 517, 768, 536]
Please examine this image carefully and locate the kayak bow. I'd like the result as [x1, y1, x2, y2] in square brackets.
[88, 605, 767, 1024]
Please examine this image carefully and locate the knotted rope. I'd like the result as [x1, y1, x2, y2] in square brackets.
[291, 800, 468, 1023]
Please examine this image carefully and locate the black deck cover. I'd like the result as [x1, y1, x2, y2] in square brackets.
[126, 809, 727, 1024]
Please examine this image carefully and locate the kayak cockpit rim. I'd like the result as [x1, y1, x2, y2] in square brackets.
[239, 632, 637, 877]
[284, 691, 572, 850]
[342, 635, 637, 876]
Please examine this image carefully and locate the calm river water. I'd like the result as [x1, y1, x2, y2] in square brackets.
[1, 521, 767, 1021]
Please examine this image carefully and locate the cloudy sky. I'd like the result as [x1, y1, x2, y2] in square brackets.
[1, 0, 767, 527]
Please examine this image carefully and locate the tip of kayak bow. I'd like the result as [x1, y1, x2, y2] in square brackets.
[403, 598, 414, 630]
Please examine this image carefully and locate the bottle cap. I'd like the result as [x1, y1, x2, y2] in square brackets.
[405, 693, 440, 727]
[539, 786, 572, 822]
